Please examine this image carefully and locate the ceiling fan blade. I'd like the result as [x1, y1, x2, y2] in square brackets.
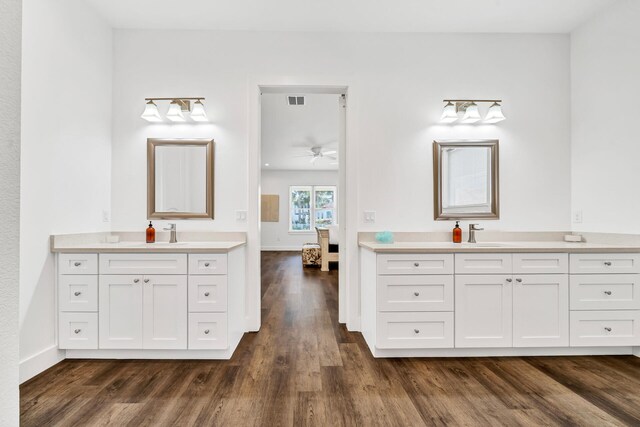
[323, 150, 337, 155]
[326, 155, 338, 160]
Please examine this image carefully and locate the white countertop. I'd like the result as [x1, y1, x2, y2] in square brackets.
[359, 240, 640, 253]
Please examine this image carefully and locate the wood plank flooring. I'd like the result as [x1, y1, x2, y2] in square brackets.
[21, 251, 640, 426]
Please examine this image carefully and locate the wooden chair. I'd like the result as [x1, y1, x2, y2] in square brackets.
[316, 227, 339, 272]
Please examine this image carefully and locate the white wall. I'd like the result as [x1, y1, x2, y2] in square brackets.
[20, 0, 113, 381]
[261, 170, 338, 250]
[112, 31, 571, 233]
[0, 0, 22, 422]
[571, 0, 640, 234]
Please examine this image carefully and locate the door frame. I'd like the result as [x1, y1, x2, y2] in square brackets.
[247, 77, 360, 332]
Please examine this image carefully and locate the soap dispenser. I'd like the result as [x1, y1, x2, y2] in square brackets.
[452, 221, 462, 244]
[146, 221, 156, 243]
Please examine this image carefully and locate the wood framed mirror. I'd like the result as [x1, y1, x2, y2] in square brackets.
[433, 139, 499, 220]
[147, 138, 214, 219]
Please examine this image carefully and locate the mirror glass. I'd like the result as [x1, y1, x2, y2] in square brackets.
[434, 140, 499, 220]
[148, 139, 214, 219]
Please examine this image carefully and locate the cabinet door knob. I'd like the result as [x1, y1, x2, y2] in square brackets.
[74, 262, 81, 267]
[413, 292, 419, 297]
[604, 261, 612, 266]
[413, 262, 420, 267]
[204, 292, 210, 297]
[516, 278, 522, 283]
[204, 329, 210, 335]
[143, 279, 150, 283]
[506, 278, 512, 283]
[133, 278, 140, 283]
[414, 329, 420, 334]
[204, 262, 210, 267]
[74, 329, 81, 334]
[604, 290, 612, 295]
[74, 291, 82, 296]
[604, 327, 612, 332]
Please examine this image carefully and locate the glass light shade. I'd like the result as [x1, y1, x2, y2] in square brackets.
[440, 102, 458, 123]
[166, 101, 186, 122]
[190, 100, 209, 122]
[461, 103, 481, 124]
[484, 102, 506, 123]
[140, 101, 162, 122]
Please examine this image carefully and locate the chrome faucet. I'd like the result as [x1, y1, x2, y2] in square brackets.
[468, 223, 484, 244]
[164, 223, 178, 243]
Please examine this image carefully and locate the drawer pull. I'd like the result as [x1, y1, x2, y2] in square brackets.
[506, 278, 512, 283]
[143, 279, 150, 283]
[74, 262, 81, 267]
[414, 329, 420, 334]
[74, 291, 82, 296]
[516, 278, 522, 283]
[133, 278, 140, 283]
[204, 292, 210, 297]
[204, 262, 210, 267]
[604, 290, 612, 295]
[413, 292, 420, 297]
[604, 262, 612, 266]
[604, 327, 612, 332]
[204, 329, 210, 335]
[413, 262, 420, 267]
[74, 329, 81, 334]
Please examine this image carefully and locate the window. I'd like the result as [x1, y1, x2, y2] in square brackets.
[289, 185, 337, 232]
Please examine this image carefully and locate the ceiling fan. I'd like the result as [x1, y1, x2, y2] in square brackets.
[294, 146, 337, 164]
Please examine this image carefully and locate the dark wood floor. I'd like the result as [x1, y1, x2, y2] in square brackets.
[20, 251, 640, 426]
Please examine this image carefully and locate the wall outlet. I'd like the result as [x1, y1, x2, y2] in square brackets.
[236, 210, 247, 222]
[572, 210, 583, 223]
[363, 211, 376, 223]
[102, 209, 110, 222]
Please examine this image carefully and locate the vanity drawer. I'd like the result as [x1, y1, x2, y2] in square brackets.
[377, 254, 453, 275]
[188, 275, 227, 312]
[513, 253, 568, 274]
[188, 313, 228, 350]
[570, 253, 640, 274]
[376, 312, 454, 349]
[58, 254, 98, 275]
[189, 254, 227, 275]
[99, 253, 187, 275]
[377, 275, 453, 312]
[570, 310, 640, 347]
[455, 253, 512, 275]
[570, 275, 640, 310]
[59, 312, 98, 349]
[59, 275, 98, 312]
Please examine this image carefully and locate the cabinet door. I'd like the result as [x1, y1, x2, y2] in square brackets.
[455, 275, 512, 348]
[143, 275, 187, 349]
[513, 274, 569, 347]
[99, 275, 143, 349]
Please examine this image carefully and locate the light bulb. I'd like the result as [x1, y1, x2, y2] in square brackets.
[440, 102, 458, 123]
[461, 103, 481, 124]
[484, 102, 506, 123]
[166, 101, 186, 122]
[190, 100, 209, 122]
[140, 100, 162, 122]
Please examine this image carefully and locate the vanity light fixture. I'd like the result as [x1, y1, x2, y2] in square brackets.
[141, 97, 208, 123]
[440, 99, 505, 124]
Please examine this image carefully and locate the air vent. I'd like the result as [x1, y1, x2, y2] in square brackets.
[287, 95, 305, 106]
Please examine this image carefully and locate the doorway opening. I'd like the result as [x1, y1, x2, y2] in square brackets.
[256, 86, 347, 328]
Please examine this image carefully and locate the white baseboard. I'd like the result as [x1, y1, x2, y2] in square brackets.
[634, 347, 640, 358]
[261, 247, 302, 251]
[20, 344, 65, 384]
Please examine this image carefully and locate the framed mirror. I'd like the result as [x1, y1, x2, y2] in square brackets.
[147, 138, 214, 219]
[433, 140, 499, 220]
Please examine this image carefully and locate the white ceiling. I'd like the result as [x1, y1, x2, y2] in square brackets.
[86, 0, 616, 33]
[261, 94, 340, 171]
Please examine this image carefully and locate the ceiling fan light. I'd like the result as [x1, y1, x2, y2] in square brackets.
[484, 102, 506, 123]
[440, 102, 458, 123]
[190, 100, 209, 122]
[461, 103, 481, 124]
[141, 100, 162, 122]
[166, 101, 186, 122]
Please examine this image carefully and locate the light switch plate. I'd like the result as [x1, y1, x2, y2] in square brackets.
[102, 210, 110, 222]
[363, 211, 376, 223]
[236, 210, 248, 222]
[572, 210, 583, 223]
